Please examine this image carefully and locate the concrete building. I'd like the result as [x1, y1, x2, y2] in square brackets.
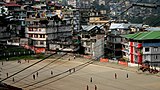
[81, 25, 105, 59]
[105, 23, 142, 59]
[121, 31, 160, 66]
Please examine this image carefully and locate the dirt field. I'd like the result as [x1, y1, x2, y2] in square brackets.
[0, 54, 160, 90]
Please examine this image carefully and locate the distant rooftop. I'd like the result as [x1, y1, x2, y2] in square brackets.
[121, 31, 160, 40]
[82, 25, 103, 31]
[109, 23, 142, 30]
[145, 27, 160, 31]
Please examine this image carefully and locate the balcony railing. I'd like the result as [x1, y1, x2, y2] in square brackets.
[27, 24, 46, 27]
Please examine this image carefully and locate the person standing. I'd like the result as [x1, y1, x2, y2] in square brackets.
[74, 56, 76, 59]
[51, 71, 53, 75]
[90, 77, 92, 83]
[33, 74, 35, 80]
[95, 85, 97, 90]
[115, 73, 117, 79]
[87, 85, 89, 90]
[36, 72, 39, 77]
[126, 73, 129, 79]
[6, 73, 8, 77]
[12, 77, 15, 82]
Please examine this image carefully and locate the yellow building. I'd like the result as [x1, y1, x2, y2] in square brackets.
[89, 16, 109, 25]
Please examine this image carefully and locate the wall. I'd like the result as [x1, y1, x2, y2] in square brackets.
[92, 35, 104, 59]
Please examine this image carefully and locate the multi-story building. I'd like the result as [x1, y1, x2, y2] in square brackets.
[47, 8, 81, 52]
[47, 15, 74, 52]
[105, 23, 143, 59]
[121, 31, 160, 66]
[25, 17, 47, 53]
[81, 25, 105, 59]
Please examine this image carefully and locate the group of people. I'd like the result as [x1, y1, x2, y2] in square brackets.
[87, 74, 129, 90]
[18, 59, 30, 64]
[114, 73, 129, 79]
[86, 85, 97, 90]
[32, 70, 54, 80]
[32, 72, 39, 80]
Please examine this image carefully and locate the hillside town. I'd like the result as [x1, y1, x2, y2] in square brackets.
[0, 0, 160, 90]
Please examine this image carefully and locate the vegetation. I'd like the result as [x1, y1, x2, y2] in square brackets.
[1, 54, 46, 61]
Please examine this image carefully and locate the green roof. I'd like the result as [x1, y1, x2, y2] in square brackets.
[121, 31, 160, 40]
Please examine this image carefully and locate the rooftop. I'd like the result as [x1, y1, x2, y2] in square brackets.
[109, 23, 142, 30]
[121, 31, 160, 40]
[5, 3, 21, 7]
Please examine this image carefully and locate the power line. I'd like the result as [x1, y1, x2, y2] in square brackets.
[0, 52, 57, 82]
[31, 61, 93, 90]
[12, 53, 67, 84]
[22, 60, 93, 89]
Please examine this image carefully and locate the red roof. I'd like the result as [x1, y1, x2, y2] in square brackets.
[5, 3, 21, 7]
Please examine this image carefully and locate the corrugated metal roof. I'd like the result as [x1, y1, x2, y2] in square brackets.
[82, 25, 103, 31]
[145, 27, 160, 31]
[121, 31, 160, 40]
[109, 23, 142, 29]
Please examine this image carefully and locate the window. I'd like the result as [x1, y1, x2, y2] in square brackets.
[40, 35, 43, 38]
[145, 47, 149, 52]
[34, 41, 38, 45]
[144, 55, 146, 59]
[29, 28, 33, 31]
[154, 55, 158, 59]
[40, 41, 44, 45]
[153, 47, 158, 52]
[42, 35, 45, 38]
[88, 48, 90, 52]
[33, 28, 37, 31]
[34, 34, 38, 38]
[40, 35, 45, 38]
[29, 34, 33, 37]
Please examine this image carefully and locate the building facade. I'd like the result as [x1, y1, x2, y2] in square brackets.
[105, 23, 142, 59]
[121, 31, 160, 66]
[81, 25, 105, 59]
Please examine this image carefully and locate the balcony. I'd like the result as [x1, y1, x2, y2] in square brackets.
[27, 24, 46, 28]
[34, 44, 46, 47]
[26, 30, 46, 34]
[31, 38, 46, 41]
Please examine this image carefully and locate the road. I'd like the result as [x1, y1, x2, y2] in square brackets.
[0, 54, 160, 90]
